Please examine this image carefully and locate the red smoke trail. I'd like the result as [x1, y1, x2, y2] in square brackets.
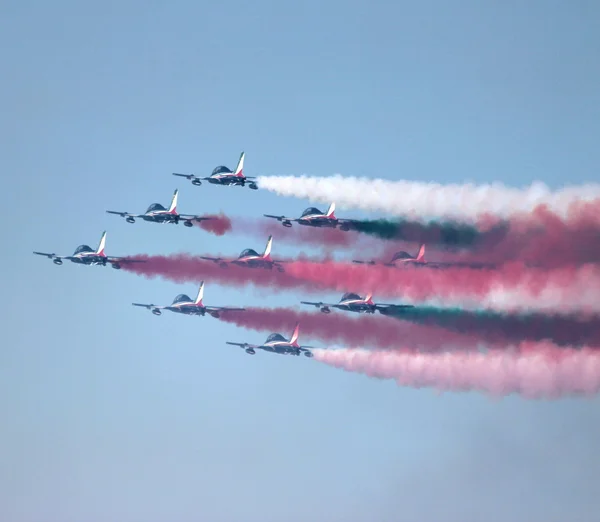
[219, 308, 479, 352]
[121, 254, 313, 291]
[197, 214, 232, 236]
[284, 260, 600, 315]
[439, 201, 600, 268]
[314, 344, 600, 398]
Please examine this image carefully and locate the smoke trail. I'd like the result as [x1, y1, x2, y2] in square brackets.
[197, 214, 232, 236]
[284, 260, 600, 315]
[121, 254, 312, 291]
[220, 308, 478, 352]
[381, 306, 600, 347]
[467, 201, 600, 268]
[348, 218, 486, 247]
[257, 175, 600, 222]
[313, 344, 600, 398]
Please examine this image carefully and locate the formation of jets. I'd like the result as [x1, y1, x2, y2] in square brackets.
[33, 150, 473, 359]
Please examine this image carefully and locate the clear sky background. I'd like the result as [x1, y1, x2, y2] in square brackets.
[1, 1, 599, 521]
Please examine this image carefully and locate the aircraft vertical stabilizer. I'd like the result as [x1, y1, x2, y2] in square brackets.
[195, 281, 205, 305]
[234, 151, 245, 177]
[168, 189, 179, 213]
[289, 323, 300, 346]
[96, 231, 107, 256]
[263, 235, 273, 260]
[326, 202, 336, 218]
[416, 244, 425, 263]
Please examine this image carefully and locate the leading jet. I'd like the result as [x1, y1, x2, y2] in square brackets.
[200, 235, 286, 272]
[131, 281, 245, 318]
[33, 231, 144, 269]
[301, 292, 414, 314]
[264, 202, 357, 231]
[106, 189, 211, 227]
[172, 151, 258, 190]
[353, 244, 496, 269]
[226, 323, 314, 357]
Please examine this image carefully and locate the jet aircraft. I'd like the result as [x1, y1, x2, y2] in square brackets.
[106, 189, 211, 227]
[33, 231, 143, 269]
[226, 323, 314, 357]
[353, 244, 426, 266]
[264, 202, 356, 231]
[172, 151, 258, 190]
[200, 235, 286, 272]
[131, 281, 245, 317]
[301, 292, 414, 314]
[353, 244, 495, 269]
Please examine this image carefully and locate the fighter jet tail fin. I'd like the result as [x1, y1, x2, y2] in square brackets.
[168, 189, 179, 214]
[195, 281, 205, 305]
[326, 202, 336, 218]
[262, 235, 273, 260]
[234, 151, 245, 178]
[96, 231, 107, 257]
[416, 244, 425, 263]
[289, 322, 300, 347]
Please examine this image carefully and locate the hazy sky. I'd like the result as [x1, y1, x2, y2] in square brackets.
[1, 1, 599, 521]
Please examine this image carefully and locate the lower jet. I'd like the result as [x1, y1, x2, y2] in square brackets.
[172, 151, 258, 190]
[200, 235, 286, 272]
[301, 292, 414, 314]
[33, 231, 144, 269]
[132, 281, 245, 318]
[226, 323, 314, 357]
[106, 189, 211, 227]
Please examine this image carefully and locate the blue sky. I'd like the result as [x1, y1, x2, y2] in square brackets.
[1, 1, 599, 521]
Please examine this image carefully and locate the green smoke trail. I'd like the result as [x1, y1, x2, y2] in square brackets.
[349, 218, 483, 247]
[379, 306, 600, 347]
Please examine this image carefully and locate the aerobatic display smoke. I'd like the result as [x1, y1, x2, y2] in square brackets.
[122, 254, 311, 291]
[285, 261, 600, 314]
[230, 216, 485, 250]
[197, 214, 232, 236]
[257, 175, 600, 222]
[220, 308, 479, 352]
[383, 306, 600, 347]
[464, 201, 600, 267]
[313, 344, 600, 399]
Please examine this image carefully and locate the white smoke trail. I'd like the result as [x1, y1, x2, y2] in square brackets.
[257, 175, 600, 222]
[313, 344, 600, 399]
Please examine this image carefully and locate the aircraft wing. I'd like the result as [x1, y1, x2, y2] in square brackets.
[132, 303, 165, 310]
[200, 256, 224, 263]
[300, 300, 336, 308]
[205, 306, 246, 313]
[263, 214, 298, 222]
[106, 210, 145, 218]
[226, 341, 259, 349]
[172, 173, 214, 182]
[33, 251, 75, 261]
[178, 214, 213, 222]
